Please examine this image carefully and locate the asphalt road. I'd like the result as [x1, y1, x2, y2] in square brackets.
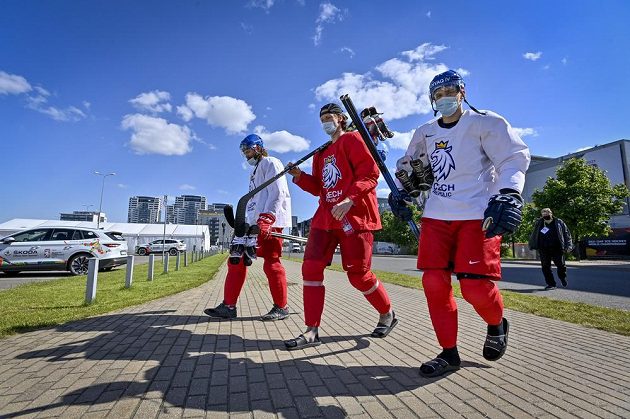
[2, 253, 629, 311]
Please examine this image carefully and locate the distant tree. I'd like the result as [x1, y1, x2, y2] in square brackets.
[530, 158, 629, 258]
[511, 202, 540, 244]
[375, 205, 423, 254]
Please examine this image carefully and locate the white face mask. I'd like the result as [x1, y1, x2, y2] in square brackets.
[322, 121, 338, 136]
[246, 156, 258, 166]
[435, 96, 460, 117]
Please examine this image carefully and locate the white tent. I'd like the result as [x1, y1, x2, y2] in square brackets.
[0, 219, 211, 252]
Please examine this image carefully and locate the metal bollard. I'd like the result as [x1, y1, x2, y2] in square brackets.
[85, 258, 99, 304]
[125, 255, 134, 288]
[184, 250, 188, 267]
[164, 254, 169, 273]
[176, 252, 180, 271]
[148, 254, 155, 281]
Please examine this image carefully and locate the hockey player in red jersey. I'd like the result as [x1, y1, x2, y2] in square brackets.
[389, 70, 531, 376]
[204, 134, 292, 321]
[284, 103, 398, 350]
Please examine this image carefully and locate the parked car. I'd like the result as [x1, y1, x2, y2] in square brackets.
[0, 227, 128, 276]
[135, 239, 186, 256]
[291, 243, 302, 253]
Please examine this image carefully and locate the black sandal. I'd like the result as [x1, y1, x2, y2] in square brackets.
[483, 317, 509, 361]
[419, 357, 460, 378]
[371, 316, 399, 338]
[284, 334, 322, 351]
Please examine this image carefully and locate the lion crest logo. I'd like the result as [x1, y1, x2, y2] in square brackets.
[430, 141, 456, 182]
[322, 155, 342, 189]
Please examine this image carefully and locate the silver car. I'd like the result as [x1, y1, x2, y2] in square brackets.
[135, 239, 186, 256]
[0, 227, 128, 276]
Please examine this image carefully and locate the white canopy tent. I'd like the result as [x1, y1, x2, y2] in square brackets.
[0, 219, 211, 252]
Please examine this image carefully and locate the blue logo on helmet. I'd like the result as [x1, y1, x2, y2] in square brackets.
[429, 70, 465, 100]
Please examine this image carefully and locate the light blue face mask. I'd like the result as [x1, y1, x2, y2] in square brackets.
[435, 96, 460, 117]
[322, 121, 337, 136]
[247, 157, 258, 166]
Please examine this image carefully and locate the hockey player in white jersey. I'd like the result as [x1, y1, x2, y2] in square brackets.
[205, 134, 293, 321]
[389, 70, 531, 377]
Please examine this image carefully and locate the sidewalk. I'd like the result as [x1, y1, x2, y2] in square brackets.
[0, 259, 629, 418]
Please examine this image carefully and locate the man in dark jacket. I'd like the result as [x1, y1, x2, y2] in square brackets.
[529, 208, 573, 289]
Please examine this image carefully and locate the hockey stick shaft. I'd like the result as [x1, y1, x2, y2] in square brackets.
[233, 141, 332, 237]
[270, 232, 308, 243]
[340, 94, 420, 239]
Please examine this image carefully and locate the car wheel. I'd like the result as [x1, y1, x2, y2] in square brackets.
[137, 248, 147, 256]
[169, 248, 178, 256]
[68, 253, 92, 276]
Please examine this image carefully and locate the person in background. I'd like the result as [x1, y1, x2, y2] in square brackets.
[529, 208, 573, 290]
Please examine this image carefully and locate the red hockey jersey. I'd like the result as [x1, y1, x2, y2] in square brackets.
[294, 131, 381, 231]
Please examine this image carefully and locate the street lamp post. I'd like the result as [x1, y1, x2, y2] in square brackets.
[221, 222, 226, 254]
[94, 171, 116, 229]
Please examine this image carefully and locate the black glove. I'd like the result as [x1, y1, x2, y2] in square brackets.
[388, 190, 413, 222]
[482, 189, 523, 238]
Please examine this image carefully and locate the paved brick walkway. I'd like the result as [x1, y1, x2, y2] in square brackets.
[0, 259, 629, 418]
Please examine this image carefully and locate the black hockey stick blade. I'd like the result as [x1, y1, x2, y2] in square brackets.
[340, 94, 420, 239]
[223, 204, 235, 228]
[232, 140, 332, 237]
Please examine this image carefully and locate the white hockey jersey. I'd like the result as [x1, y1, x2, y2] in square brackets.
[245, 155, 292, 228]
[403, 110, 531, 220]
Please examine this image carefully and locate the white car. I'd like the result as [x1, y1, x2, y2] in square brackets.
[0, 227, 128, 276]
[135, 239, 186, 256]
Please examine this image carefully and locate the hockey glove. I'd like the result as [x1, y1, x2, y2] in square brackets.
[388, 190, 413, 222]
[256, 213, 276, 240]
[482, 189, 523, 238]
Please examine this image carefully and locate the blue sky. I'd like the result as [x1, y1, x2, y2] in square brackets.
[1, 0, 629, 224]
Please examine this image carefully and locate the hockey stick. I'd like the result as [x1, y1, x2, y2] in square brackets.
[231, 141, 332, 237]
[270, 232, 308, 243]
[223, 204, 235, 228]
[340, 94, 420, 239]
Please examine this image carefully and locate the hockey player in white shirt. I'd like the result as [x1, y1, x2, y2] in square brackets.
[204, 134, 293, 321]
[389, 70, 531, 377]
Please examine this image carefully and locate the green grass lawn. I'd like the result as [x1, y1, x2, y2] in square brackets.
[285, 256, 630, 336]
[0, 253, 227, 338]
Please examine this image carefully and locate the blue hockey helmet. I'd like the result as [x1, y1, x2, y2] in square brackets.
[240, 134, 264, 153]
[429, 70, 465, 101]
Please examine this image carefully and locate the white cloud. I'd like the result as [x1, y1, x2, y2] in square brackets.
[387, 129, 416, 150]
[117, 183, 129, 189]
[253, 125, 310, 153]
[1, 72, 85, 121]
[542, 65, 550, 70]
[314, 42, 451, 121]
[337, 47, 355, 58]
[313, 2, 343, 46]
[523, 51, 542, 61]
[248, 0, 274, 10]
[426, 11, 431, 18]
[121, 114, 193, 156]
[401, 43, 447, 61]
[0, 71, 32, 95]
[177, 93, 256, 135]
[25, 88, 86, 122]
[561, 57, 568, 65]
[512, 127, 539, 138]
[179, 184, 196, 190]
[129, 90, 172, 113]
[286, 156, 313, 172]
[376, 187, 391, 198]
